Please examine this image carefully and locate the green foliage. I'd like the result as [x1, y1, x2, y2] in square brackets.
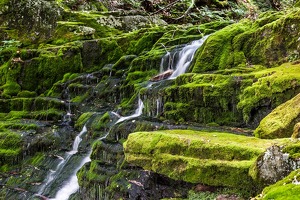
[187, 191, 217, 200]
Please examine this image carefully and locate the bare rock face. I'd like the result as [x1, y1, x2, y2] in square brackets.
[255, 145, 300, 184]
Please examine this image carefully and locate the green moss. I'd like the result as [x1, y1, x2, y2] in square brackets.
[1, 81, 21, 97]
[124, 130, 286, 191]
[75, 112, 94, 129]
[238, 63, 300, 124]
[159, 73, 242, 125]
[126, 70, 157, 85]
[17, 90, 37, 98]
[0, 131, 22, 168]
[254, 89, 300, 139]
[90, 112, 110, 131]
[256, 169, 300, 200]
[192, 20, 252, 72]
[29, 152, 45, 166]
[51, 21, 94, 45]
[282, 142, 300, 159]
[191, 8, 300, 74]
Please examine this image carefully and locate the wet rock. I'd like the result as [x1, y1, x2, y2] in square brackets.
[128, 170, 192, 199]
[150, 69, 174, 82]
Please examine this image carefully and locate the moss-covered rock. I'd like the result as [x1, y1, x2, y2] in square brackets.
[0, 0, 62, 44]
[123, 130, 287, 194]
[192, 8, 300, 73]
[255, 169, 300, 200]
[254, 92, 300, 139]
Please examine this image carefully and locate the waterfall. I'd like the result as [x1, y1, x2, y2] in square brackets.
[69, 126, 87, 155]
[50, 151, 92, 200]
[115, 96, 144, 124]
[36, 36, 211, 199]
[165, 35, 209, 79]
[37, 125, 87, 196]
[49, 95, 146, 200]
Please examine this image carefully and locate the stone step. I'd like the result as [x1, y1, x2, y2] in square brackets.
[124, 130, 288, 189]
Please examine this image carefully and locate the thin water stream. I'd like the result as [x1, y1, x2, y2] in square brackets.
[38, 35, 209, 200]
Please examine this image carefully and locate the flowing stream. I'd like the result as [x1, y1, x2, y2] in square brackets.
[38, 35, 209, 200]
[163, 35, 209, 79]
[37, 125, 87, 196]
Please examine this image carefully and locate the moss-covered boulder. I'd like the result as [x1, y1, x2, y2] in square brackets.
[0, 0, 62, 44]
[192, 8, 300, 73]
[255, 169, 300, 200]
[123, 130, 288, 195]
[254, 92, 300, 139]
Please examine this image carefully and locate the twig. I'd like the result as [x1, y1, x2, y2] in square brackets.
[174, 0, 195, 20]
[151, 0, 181, 15]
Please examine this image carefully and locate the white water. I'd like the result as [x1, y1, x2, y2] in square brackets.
[50, 95, 146, 200]
[116, 96, 144, 124]
[68, 126, 87, 155]
[50, 151, 92, 200]
[41, 36, 210, 199]
[37, 125, 87, 195]
[168, 35, 209, 79]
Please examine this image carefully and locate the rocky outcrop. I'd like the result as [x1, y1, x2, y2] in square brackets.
[123, 130, 290, 195]
[255, 92, 300, 139]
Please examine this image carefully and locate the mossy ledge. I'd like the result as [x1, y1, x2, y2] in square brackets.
[123, 130, 288, 195]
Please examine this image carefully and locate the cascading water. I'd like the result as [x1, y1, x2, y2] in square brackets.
[116, 96, 144, 124]
[49, 96, 146, 200]
[161, 35, 209, 79]
[37, 125, 87, 196]
[40, 36, 210, 200]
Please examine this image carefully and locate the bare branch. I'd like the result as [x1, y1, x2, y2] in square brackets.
[174, 0, 195, 20]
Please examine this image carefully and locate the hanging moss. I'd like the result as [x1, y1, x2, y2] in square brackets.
[0, 131, 22, 169]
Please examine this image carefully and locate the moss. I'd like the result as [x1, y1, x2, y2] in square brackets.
[282, 143, 300, 159]
[159, 73, 242, 125]
[1, 81, 21, 97]
[51, 21, 94, 45]
[29, 152, 45, 166]
[255, 169, 300, 200]
[238, 63, 300, 124]
[191, 8, 300, 74]
[192, 20, 252, 72]
[0, 131, 22, 168]
[126, 70, 157, 85]
[124, 130, 286, 191]
[90, 112, 110, 131]
[254, 91, 300, 139]
[75, 112, 94, 129]
[17, 90, 37, 98]
[36, 47, 83, 92]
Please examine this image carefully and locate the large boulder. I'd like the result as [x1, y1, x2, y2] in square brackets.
[254, 93, 300, 139]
